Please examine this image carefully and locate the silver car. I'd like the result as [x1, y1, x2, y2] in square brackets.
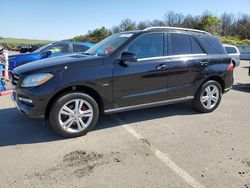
[237, 45, 250, 61]
[223, 44, 241, 67]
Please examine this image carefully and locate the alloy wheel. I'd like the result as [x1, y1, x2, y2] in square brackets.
[58, 99, 94, 133]
[200, 85, 219, 110]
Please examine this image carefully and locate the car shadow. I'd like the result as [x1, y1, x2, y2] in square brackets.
[0, 102, 198, 147]
[232, 83, 250, 93]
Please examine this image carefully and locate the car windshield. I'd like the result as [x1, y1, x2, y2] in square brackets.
[84, 33, 134, 56]
[33, 43, 53, 53]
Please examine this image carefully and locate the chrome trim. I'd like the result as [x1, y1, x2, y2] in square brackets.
[224, 86, 232, 92]
[143, 27, 211, 35]
[137, 53, 207, 62]
[11, 93, 21, 113]
[104, 96, 194, 114]
[18, 97, 33, 104]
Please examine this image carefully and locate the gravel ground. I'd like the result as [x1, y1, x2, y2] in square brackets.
[0, 61, 249, 188]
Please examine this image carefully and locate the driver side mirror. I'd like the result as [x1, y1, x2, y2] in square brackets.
[121, 51, 137, 63]
[41, 50, 52, 58]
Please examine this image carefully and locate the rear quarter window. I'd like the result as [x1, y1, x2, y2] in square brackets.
[196, 35, 226, 54]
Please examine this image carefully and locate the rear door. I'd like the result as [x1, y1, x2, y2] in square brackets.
[73, 44, 89, 53]
[166, 32, 209, 99]
[113, 33, 169, 108]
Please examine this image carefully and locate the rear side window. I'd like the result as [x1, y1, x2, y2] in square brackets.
[168, 33, 204, 55]
[196, 35, 226, 54]
[225, 46, 237, 54]
[191, 37, 204, 54]
[73, 44, 89, 52]
[128, 33, 164, 59]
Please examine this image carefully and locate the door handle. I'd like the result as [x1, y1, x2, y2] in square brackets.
[156, 64, 167, 70]
[200, 60, 208, 66]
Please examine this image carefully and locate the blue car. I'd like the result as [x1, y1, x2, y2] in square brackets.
[8, 41, 94, 70]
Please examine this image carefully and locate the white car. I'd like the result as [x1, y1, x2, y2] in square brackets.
[223, 44, 241, 67]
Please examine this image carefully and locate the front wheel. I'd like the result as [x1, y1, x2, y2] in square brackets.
[50, 92, 99, 138]
[193, 80, 222, 113]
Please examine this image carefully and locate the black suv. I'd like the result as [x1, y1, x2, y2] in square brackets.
[12, 27, 234, 138]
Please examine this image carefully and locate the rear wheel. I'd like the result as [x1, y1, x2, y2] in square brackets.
[50, 92, 99, 138]
[193, 80, 222, 113]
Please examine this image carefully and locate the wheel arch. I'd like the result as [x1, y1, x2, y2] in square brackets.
[200, 75, 225, 93]
[45, 85, 104, 119]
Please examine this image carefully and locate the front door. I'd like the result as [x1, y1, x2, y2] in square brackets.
[113, 33, 169, 108]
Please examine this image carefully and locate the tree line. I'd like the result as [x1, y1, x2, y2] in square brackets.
[71, 11, 250, 44]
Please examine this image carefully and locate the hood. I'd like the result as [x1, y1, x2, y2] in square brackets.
[14, 54, 104, 76]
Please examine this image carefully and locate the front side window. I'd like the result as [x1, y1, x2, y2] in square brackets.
[47, 44, 70, 54]
[128, 33, 164, 59]
[169, 33, 204, 55]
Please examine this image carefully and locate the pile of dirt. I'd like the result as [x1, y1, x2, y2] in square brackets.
[26, 150, 123, 186]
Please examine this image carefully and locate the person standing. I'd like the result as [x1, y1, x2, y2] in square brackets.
[0, 45, 9, 80]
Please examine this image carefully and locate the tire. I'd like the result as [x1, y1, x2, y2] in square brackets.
[193, 80, 222, 113]
[50, 92, 99, 138]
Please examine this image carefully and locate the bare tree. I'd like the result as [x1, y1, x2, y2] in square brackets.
[150, 19, 166, 27]
[137, 20, 151, 30]
[234, 14, 250, 39]
[119, 19, 137, 31]
[221, 13, 234, 36]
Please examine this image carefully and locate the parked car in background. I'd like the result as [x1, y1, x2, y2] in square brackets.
[19, 45, 41, 53]
[12, 27, 234, 138]
[223, 44, 240, 67]
[237, 45, 250, 60]
[8, 41, 94, 70]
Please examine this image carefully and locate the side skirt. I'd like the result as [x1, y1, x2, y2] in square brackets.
[104, 96, 194, 114]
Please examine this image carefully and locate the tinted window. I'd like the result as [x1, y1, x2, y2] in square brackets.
[225, 46, 237, 54]
[196, 35, 226, 54]
[128, 33, 164, 59]
[48, 44, 70, 54]
[169, 33, 191, 55]
[73, 44, 89, 52]
[191, 37, 204, 54]
[169, 33, 204, 55]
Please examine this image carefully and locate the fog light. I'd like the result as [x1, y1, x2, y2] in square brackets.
[18, 97, 33, 104]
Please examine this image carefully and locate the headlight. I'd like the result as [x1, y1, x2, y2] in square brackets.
[21, 73, 53, 87]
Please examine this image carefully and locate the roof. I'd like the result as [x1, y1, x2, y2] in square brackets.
[143, 27, 211, 35]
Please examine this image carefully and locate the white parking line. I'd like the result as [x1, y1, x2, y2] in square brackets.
[111, 115, 206, 188]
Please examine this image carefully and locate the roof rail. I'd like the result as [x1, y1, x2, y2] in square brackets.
[143, 27, 211, 35]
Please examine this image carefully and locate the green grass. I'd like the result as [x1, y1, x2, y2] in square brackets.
[220, 36, 250, 45]
[0, 38, 51, 48]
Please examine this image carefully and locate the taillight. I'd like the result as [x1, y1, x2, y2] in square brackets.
[227, 60, 234, 72]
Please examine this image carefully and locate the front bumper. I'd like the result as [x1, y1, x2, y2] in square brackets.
[11, 92, 46, 118]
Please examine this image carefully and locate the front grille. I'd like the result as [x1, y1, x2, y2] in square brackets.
[12, 73, 20, 87]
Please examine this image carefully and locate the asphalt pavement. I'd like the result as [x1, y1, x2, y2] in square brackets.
[0, 61, 249, 188]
